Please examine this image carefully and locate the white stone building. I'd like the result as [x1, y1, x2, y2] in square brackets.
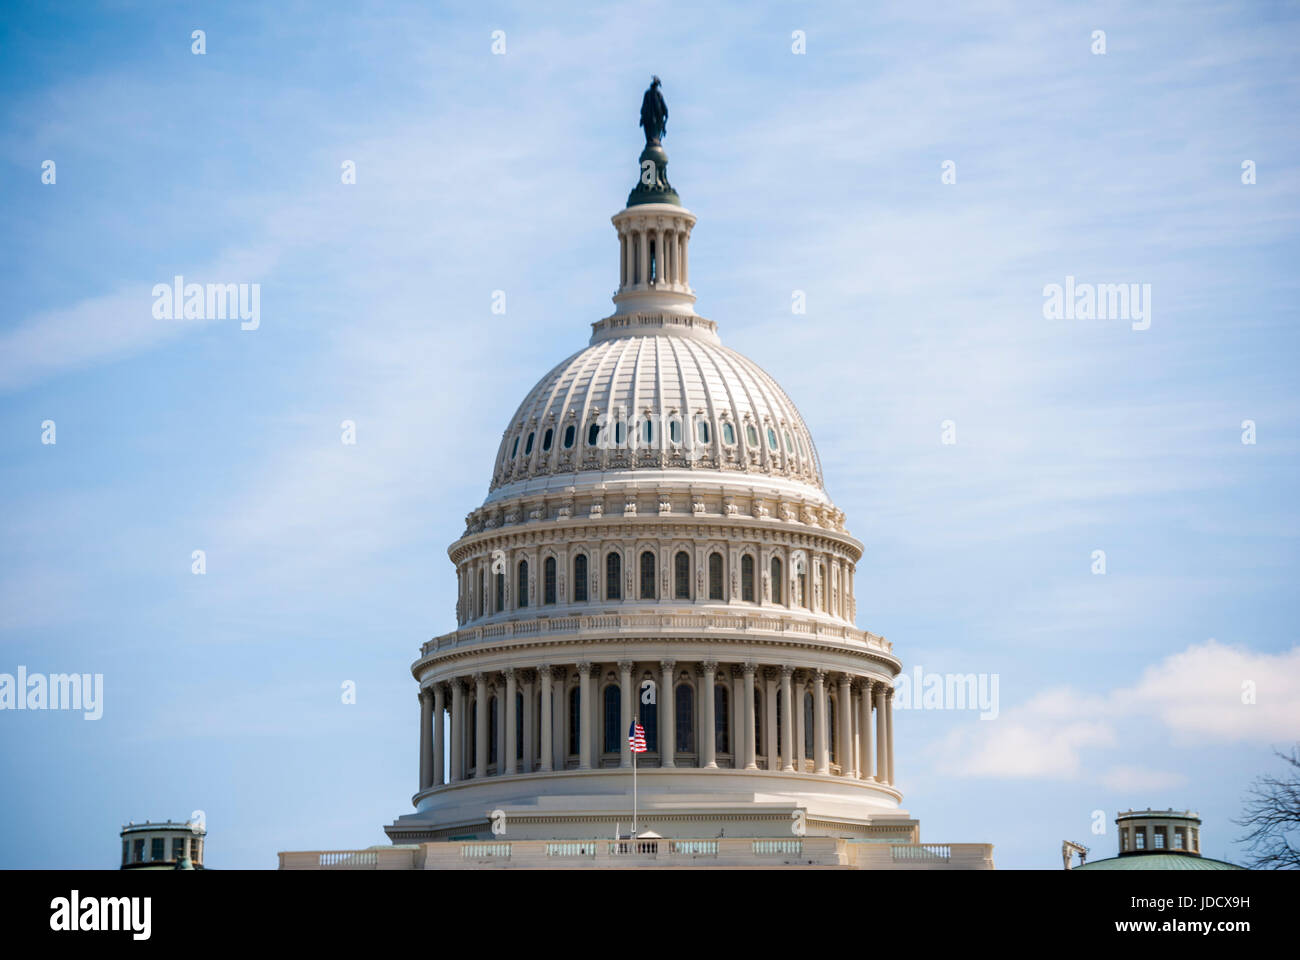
[280, 83, 993, 870]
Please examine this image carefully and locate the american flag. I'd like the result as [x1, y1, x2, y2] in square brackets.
[628, 720, 647, 753]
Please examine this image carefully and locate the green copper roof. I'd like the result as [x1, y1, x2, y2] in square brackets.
[1073, 854, 1245, 871]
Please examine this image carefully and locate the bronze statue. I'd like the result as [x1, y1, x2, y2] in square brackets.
[639, 76, 668, 145]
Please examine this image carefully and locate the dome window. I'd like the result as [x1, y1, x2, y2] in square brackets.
[614, 421, 625, 445]
[783, 430, 793, 453]
[642, 420, 654, 444]
[524, 432, 535, 456]
[511, 436, 520, 458]
[587, 423, 600, 446]
[746, 424, 759, 447]
[563, 425, 576, 449]
[542, 428, 553, 452]
[669, 419, 681, 443]
[767, 427, 778, 451]
[697, 419, 710, 444]
[722, 422, 735, 445]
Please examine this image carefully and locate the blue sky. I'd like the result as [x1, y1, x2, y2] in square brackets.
[1, 0, 1297, 869]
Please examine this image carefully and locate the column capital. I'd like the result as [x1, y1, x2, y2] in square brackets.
[577, 660, 592, 674]
[617, 660, 634, 673]
[742, 661, 757, 677]
[884, 683, 895, 701]
[701, 658, 718, 673]
[520, 669, 537, 685]
[503, 666, 516, 681]
[418, 687, 432, 704]
[659, 658, 676, 673]
[780, 664, 794, 679]
[472, 672, 486, 684]
[813, 668, 827, 684]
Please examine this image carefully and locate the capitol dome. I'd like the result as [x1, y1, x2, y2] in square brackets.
[384, 81, 927, 852]
[489, 323, 826, 499]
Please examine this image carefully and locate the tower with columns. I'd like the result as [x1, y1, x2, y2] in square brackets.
[385, 81, 915, 846]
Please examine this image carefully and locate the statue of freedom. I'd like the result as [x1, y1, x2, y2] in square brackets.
[639, 76, 668, 145]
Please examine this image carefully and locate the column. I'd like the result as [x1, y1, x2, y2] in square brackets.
[681, 228, 689, 285]
[522, 671, 535, 774]
[701, 660, 717, 768]
[742, 663, 758, 770]
[656, 226, 666, 284]
[619, 661, 633, 768]
[638, 229, 648, 287]
[874, 682, 887, 783]
[790, 671, 800, 770]
[731, 667, 743, 766]
[539, 665, 553, 772]
[450, 679, 465, 782]
[813, 669, 829, 774]
[780, 666, 795, 772]
[418, 688, 433, 791]
[838, 674, 855, 778]
[504, 668, 518, 775]
[764, 670, 778, 770]
[474, 673, 488, 778]
[433, 684, 446, 786]
[859, 680, 873, 782]
[578, 661, 592, 770]
[660, 660, 676, 767]
[494, 678, 506, 775]
[885, 685, 895, 785]
[552, 667, 566, 769]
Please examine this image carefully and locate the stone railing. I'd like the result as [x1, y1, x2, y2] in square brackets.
[280, 839, 993, 870]
[278, 847, 420, 870]
[423, 612, 891, 659]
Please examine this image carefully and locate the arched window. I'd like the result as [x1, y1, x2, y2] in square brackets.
[573, 553, 588, 602]
[669, 419, 681, 443]
[495, 571, 504, 612]
[741, 554, 755, 602]
[674, 550, 690, 599]
[697, 419, 710, 444]
[676, 683, 694, 753]
[642, 696, 657, 753]
[784, 429, 794, 453]
[544, 556, 556, 604]
[542, 428, 553, 452]
[603, 686, 621, 754]
[827, 697, 836, 764]
[469, 697, 477, 771]
[614, 421, 625, 446]
[640, 550, 656, 599]
[563, 424, 575, 448]
[746, 423, 759, 447]
[642, 419, 654, 444]
[511, 435, 520, 458]
[587, 422, 600, 446]
[517, 559, 528, 608]
[516, 692, 524, 760]
[715, 685, 730, 754]
[489, 696, 499, 765]
[767, 427, 779, 450]
[722, 422, 736, 445]
[568, 687, 581, 755]
[606, 552, 622, 600]
[754, 687, 764, 757]
[708, 552, 723, 600]
[803, 691, 814, 758]
[524, 432, 535, 456]
[771, 557, 783, 604]
[816, 563, 826, 611]
[798, 567, 807, 608]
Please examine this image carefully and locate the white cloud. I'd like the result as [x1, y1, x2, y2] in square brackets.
[931, 640, 1300, 781]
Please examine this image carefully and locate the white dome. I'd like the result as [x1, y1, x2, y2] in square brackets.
[488, 316, 824, 499]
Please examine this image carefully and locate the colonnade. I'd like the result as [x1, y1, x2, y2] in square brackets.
[417, 660, 895, 792]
